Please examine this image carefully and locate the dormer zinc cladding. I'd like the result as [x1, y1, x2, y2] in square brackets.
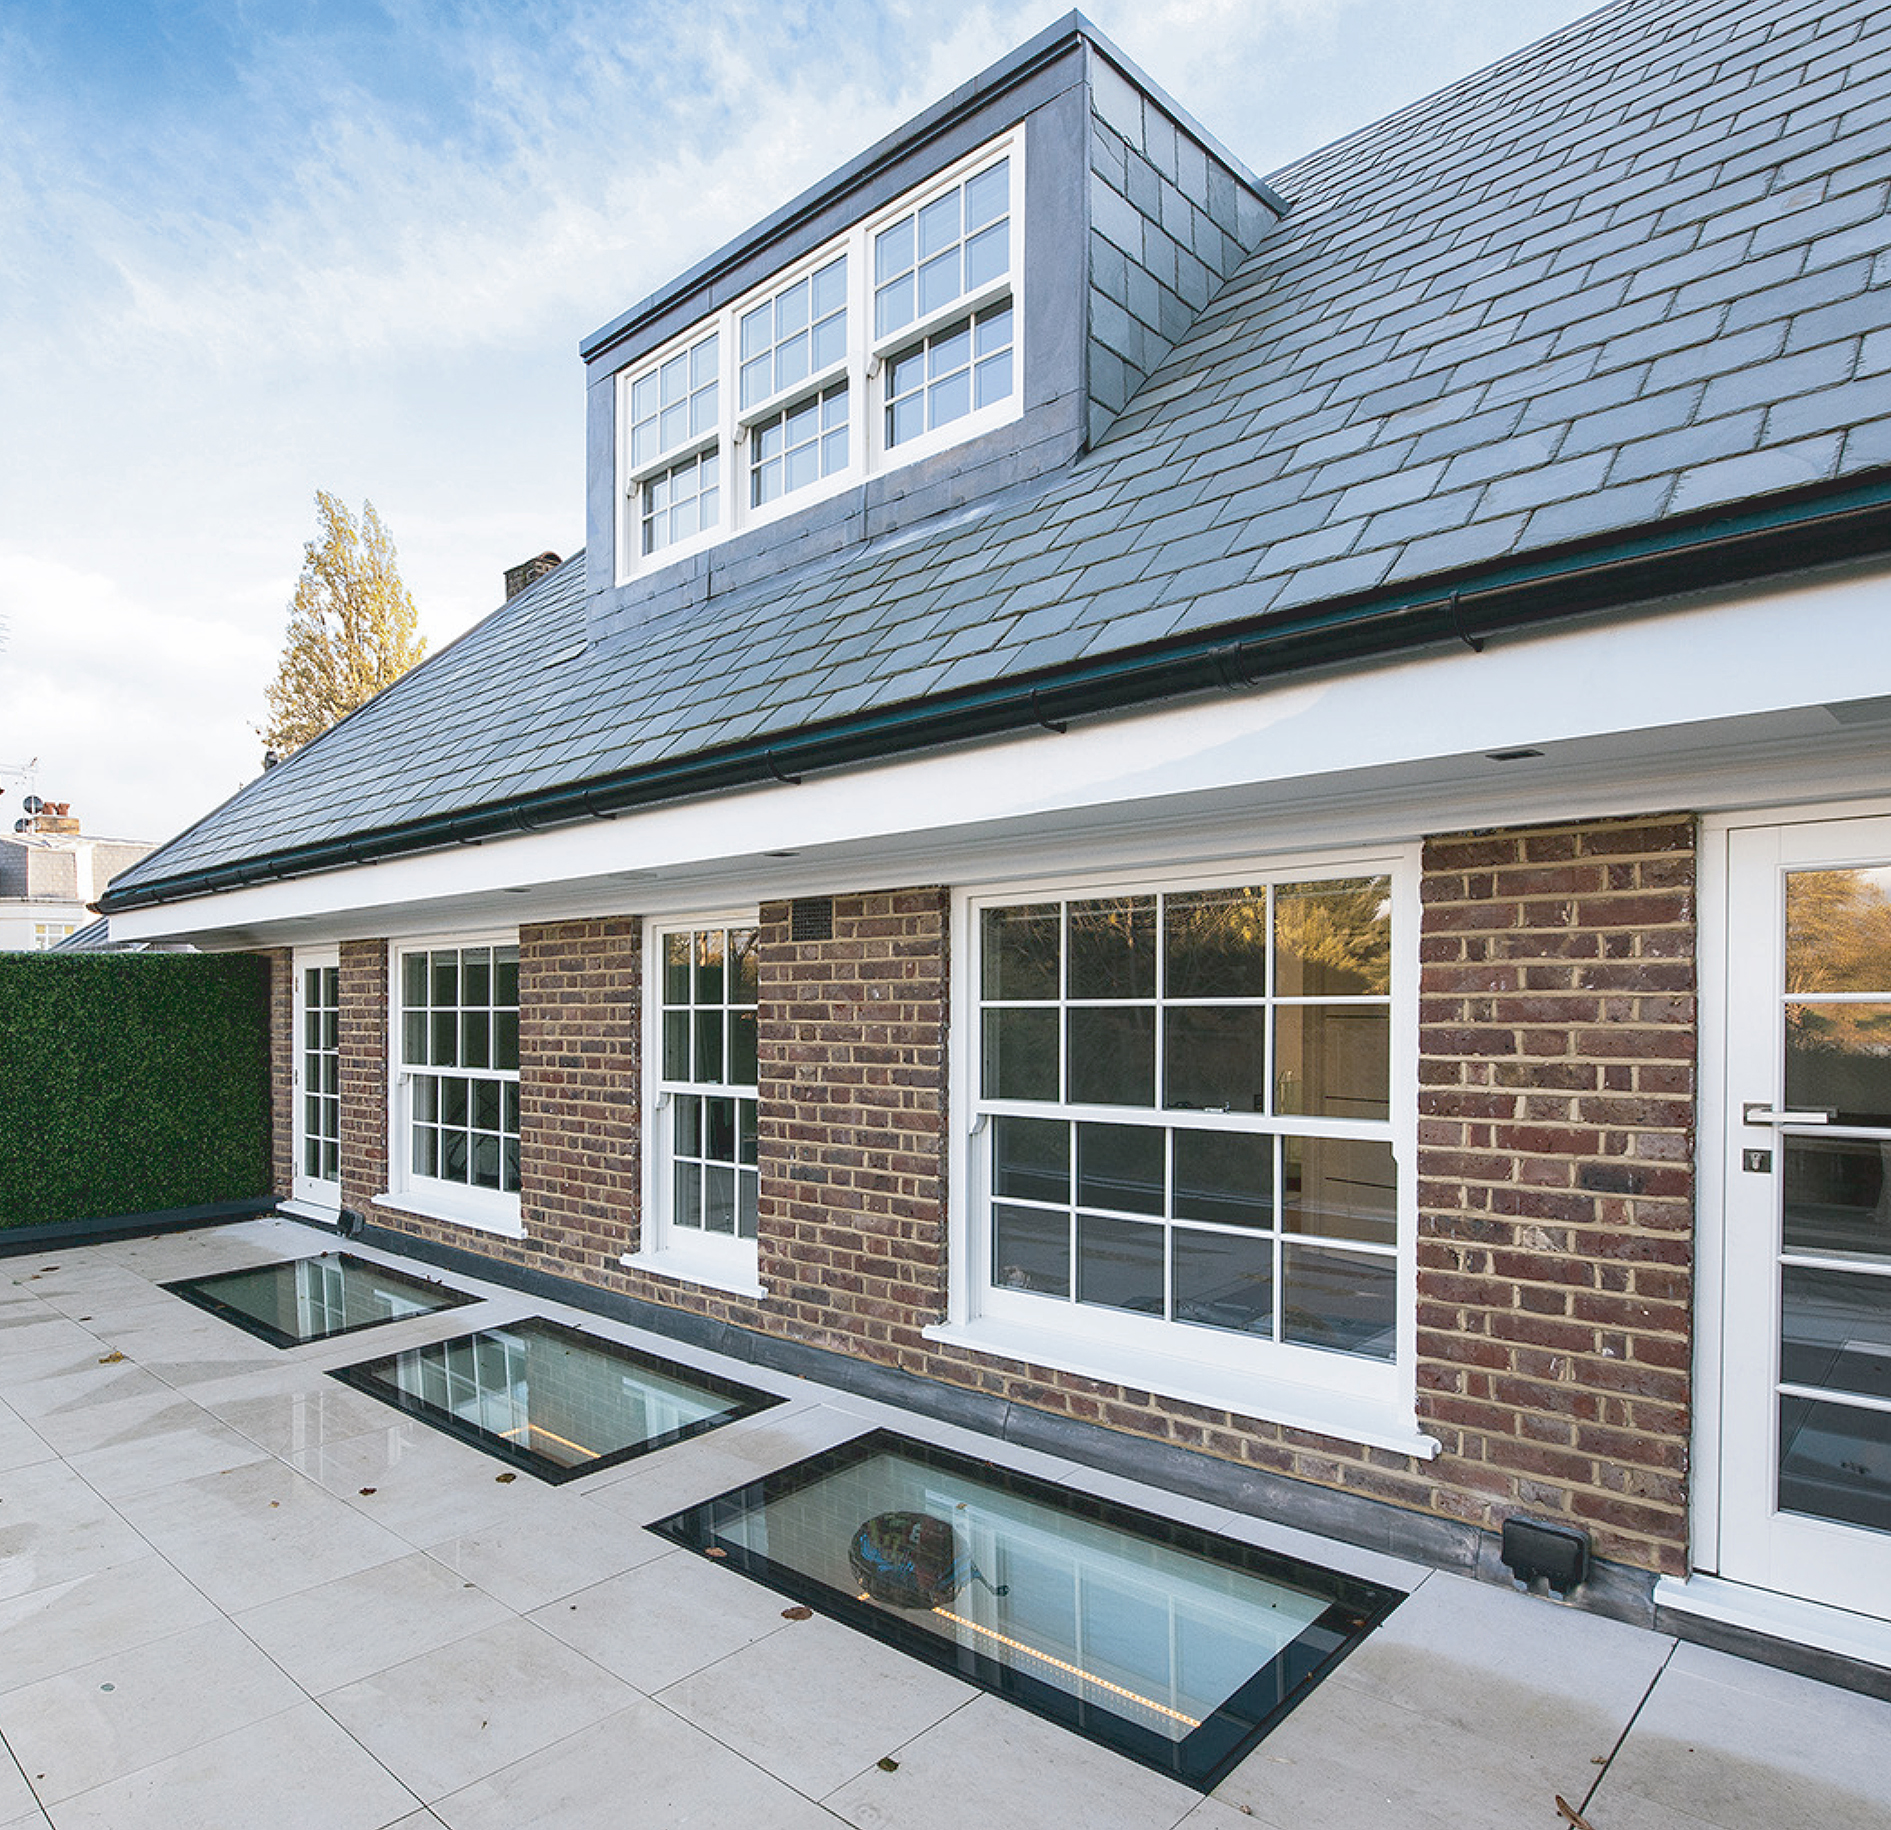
[578, 15, 1281, 635]
[106, 0, 1891, 906]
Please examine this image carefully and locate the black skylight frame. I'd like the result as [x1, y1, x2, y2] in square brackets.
[161, 1251, 480, 1350]
[327, 1315, 784, 1484]
[649, 1428, 1404, 1790]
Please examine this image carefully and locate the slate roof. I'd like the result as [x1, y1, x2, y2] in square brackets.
[111, 0, 1891, 905]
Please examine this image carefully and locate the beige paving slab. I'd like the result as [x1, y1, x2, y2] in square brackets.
[434, 1697, 840, 1830]
[26, 1385, 223, 1459]
[64, 1410, 272, 1501]
[321, 1616, 638, 1802]
[0, 1555, 222, 1695]
[234, 1549, 513, 1696]
[0, 1462, 151, 1602]
[424, 1488, 670, 1611]
[0, 1408, 51, 1476]
[1322, 1569, 1671, 1769]
[51, 1699, 419, 1830]
[1209, 1668, 1606, 1830]
[109, 1458, 410, 1611]
[284, 1414, 543, 1543]
[205, 1380, 406, 1457]
[656, 1612, 977, 1800]
[1586, 1639, 1891, 1829]
[527, 1543, 794, 1692]
[0, 1335, 160, 1399]
[0, 1617, 306, 1802]
[825, 1689, 1197, 1830]
[0, 1743, 39, 1824]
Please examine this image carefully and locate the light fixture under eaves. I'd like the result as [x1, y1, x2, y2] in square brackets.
[1486, 747, 1544, 762]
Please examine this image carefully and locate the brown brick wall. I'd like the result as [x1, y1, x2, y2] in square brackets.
[517, 919, 641, 1265]
[338, 939, 389, 1215]
[267, 949, 293, 1199]
[360, 921, 646, 1285]
[752, 890, 952, 1361]
[1416, 815, 1696, 1574]
[299, 822, 1698, 1582]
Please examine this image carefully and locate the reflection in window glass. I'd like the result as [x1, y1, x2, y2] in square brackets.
[402, 944, 522, 1196]
[660, 925, 760, 1243]
[976, 875, 1399, 1365]
[1785, 1002, 1891, 1128]
[873, 158, 1010, 339]
[751, 382, 849, 507]
[630, 331, 719, 469]
[884, 303, 1014, 447]
[740, 256, 847, 410]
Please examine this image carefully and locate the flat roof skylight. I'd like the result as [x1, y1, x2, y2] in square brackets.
[162, 1251, 478, 1349]
[650, 1429, 1403, 1788]
[328, 1316, 781, 1482]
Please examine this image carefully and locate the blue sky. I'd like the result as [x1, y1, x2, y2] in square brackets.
[0, 0, 1593, 846]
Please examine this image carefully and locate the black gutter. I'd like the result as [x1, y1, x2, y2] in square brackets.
[101, 465, 1891, 915]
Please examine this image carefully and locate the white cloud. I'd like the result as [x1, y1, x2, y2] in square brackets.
[0, 552, 272, 844]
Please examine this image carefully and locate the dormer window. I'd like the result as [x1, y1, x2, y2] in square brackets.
[615, 133, 1021, 580]
[873, 157, 1009, 338]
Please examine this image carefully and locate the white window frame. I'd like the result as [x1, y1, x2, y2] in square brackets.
[928, 849, 1436, 1459]
[624, 911, 767, 1298]
[615, 128, 1025, 583]
[381, 931, 523, 1239]
[288, 945, 342, 1218]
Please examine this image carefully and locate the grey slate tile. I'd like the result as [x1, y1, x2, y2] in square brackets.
[112, 0, 1891, 899]
[1667, 436, 1845, 515]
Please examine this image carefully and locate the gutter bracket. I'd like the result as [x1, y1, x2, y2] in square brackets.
[764, 750, 802, 786]
[1450, 591, 1485, 654]
[1029, 688, 1067, 735]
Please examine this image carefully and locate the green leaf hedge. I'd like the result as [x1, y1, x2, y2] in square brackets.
[0, 953, 271, 1228]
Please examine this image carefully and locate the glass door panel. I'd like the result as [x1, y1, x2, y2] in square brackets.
[1722, 822, 1891, 1611]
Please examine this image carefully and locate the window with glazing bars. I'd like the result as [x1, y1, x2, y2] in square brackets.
[302, 962, 341, 1182]
[659, 926, 760, 1241]
[977, 878, 1397, 1361]
[401, 944, 521, 1195]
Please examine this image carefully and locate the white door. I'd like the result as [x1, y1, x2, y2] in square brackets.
[292, 950, 342, 1212]
[1720, 817, 1891, 1611]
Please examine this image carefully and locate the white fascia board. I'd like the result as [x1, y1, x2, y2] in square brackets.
[111, 561, 1891, 949]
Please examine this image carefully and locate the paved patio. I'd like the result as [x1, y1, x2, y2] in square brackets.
[0, 1217, 1884, 1829]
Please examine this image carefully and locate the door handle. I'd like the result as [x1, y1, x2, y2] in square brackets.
[1741, 1103, 1832, 1125]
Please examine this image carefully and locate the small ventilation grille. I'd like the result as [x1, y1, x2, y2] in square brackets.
[790, 897, 834, 942]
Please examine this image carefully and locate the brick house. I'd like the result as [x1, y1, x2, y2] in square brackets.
[103, 0, 1891, 1687]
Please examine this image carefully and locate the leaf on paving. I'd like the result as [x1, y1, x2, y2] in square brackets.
[495, 1472, 517, 1483]
[704, 1546, 728, 1558]
[97, 1351, 125, 1364]
[1555, 1797, 1596, 1830]
[358, 1487, 377, 1496]
[781, 1605, 813, 1621]
[876, 1758, 899, 1773]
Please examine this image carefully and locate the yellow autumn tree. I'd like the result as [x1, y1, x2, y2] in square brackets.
[260, 491, 426, 761]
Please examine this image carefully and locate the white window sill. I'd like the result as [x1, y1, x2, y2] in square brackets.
[1653, 1575, 1891, 1671]
[921, 1317, 1439, 1460]
[373, 1188, 525, 1240]
[621, 1249, 767, 1301]
[277, 1198, 340, 1225]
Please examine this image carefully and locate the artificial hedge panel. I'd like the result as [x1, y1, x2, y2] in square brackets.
[0, 953, 271, 1228]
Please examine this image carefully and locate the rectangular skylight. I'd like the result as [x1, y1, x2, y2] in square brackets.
[328, 1316, 781, 1482]
[163, 1251, 478, 1349]
[650, 1429, 1402, 1788]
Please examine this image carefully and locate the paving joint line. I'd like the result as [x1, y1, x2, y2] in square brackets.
[1578, 1637, 1679, 1817]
